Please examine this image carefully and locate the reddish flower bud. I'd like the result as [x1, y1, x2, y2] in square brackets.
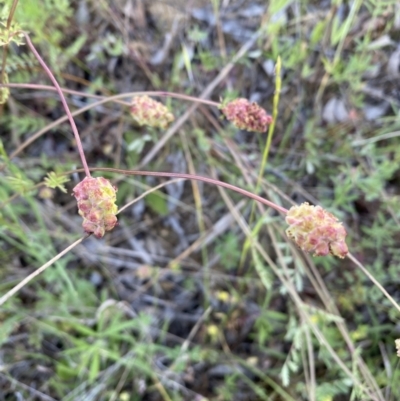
[130, 95, 174, 129]
[73, 177, 118, 238]
[220, 98, 273, 133]
[285, 203, 348, 258]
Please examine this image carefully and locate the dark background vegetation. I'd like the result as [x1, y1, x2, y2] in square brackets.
[1, 0, 400, 400]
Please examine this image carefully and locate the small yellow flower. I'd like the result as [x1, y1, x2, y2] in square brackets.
[216, 291, 230, 303]
[207, 324, 219, 340]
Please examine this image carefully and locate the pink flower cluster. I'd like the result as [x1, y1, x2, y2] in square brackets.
[73, 177, 118, 238]
[285, 203, 348, 258]
[220, 98, 273, 133]
[130, 95, 174, 129]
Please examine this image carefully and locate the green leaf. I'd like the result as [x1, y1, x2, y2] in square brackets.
[215, 233, 241, 270]
[56, 362, 79, 380]
[0, 18, 24, 47]
[0, 72, 9, 104]
[127, 134, 152, 154]
[0, 315, 21, 346]
[281, 363, 290, 387]
[0, 139, 9, 161]
[89, 350, 100, 383]
[310, 20, 327, 45]
[145, 190, 168, 216]
[64, 34, 87, 60]
[5, 174, 34, 193]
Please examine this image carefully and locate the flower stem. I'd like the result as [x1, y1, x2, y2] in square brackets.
[0, 82, 221, 108]
[86, 167, 289, 215]
[21, 32, 91, 177]
[0, 235, 87, 307]
[347, 253, 400, 314]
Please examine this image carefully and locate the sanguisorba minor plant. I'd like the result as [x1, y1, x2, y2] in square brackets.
[1, 8, 400, 398]
[1, 29, 349, 254]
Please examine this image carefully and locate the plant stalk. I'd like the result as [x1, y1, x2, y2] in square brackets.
[21, 32, 91, 177]
[87, 167, 289, 215]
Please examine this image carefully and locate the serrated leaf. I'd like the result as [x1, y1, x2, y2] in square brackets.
[0, 20, 24, 47]
[6, 174, 34, 193]
[64, 34, 87, 59]
[252, 248, 273, 290]
[44, 172, 70, 193]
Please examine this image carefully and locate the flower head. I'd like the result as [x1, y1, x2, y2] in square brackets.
[220, 98, 273, 133]
[285, 202, 348, 258]
[73, 177, 118, 238]
[396, 339, 400, 358]
[130, 95, 174, 129]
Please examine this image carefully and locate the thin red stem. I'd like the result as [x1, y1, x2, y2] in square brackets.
[22, 32, 91, 177]
[87, 167, 289, 215]
[0, 82, 221, 108]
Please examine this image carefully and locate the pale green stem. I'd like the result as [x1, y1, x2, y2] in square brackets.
[0, 236, 86, 307]
[347, 253, 400, 314]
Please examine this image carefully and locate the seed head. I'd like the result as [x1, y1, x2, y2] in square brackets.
[73, 177, 118, 238]
[220, 98, 273, 133]
[130, 95, 174, 129]
[285, 202, 348, 258]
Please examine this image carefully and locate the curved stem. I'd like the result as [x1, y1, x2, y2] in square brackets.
[21, 32, 91, 177]
[6, 0, 19, 29]
[142, 91, 220, 107]
[347, 253, 400, 314]
[86, 167, 289, 215]
[0, 82, 130, 105]
[0, 83, 221, 108]
[3, 92, 138, 166]
[117, 178, 184, 215]
[0, 235, 87, 307]
[0, 85, 221, 168]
